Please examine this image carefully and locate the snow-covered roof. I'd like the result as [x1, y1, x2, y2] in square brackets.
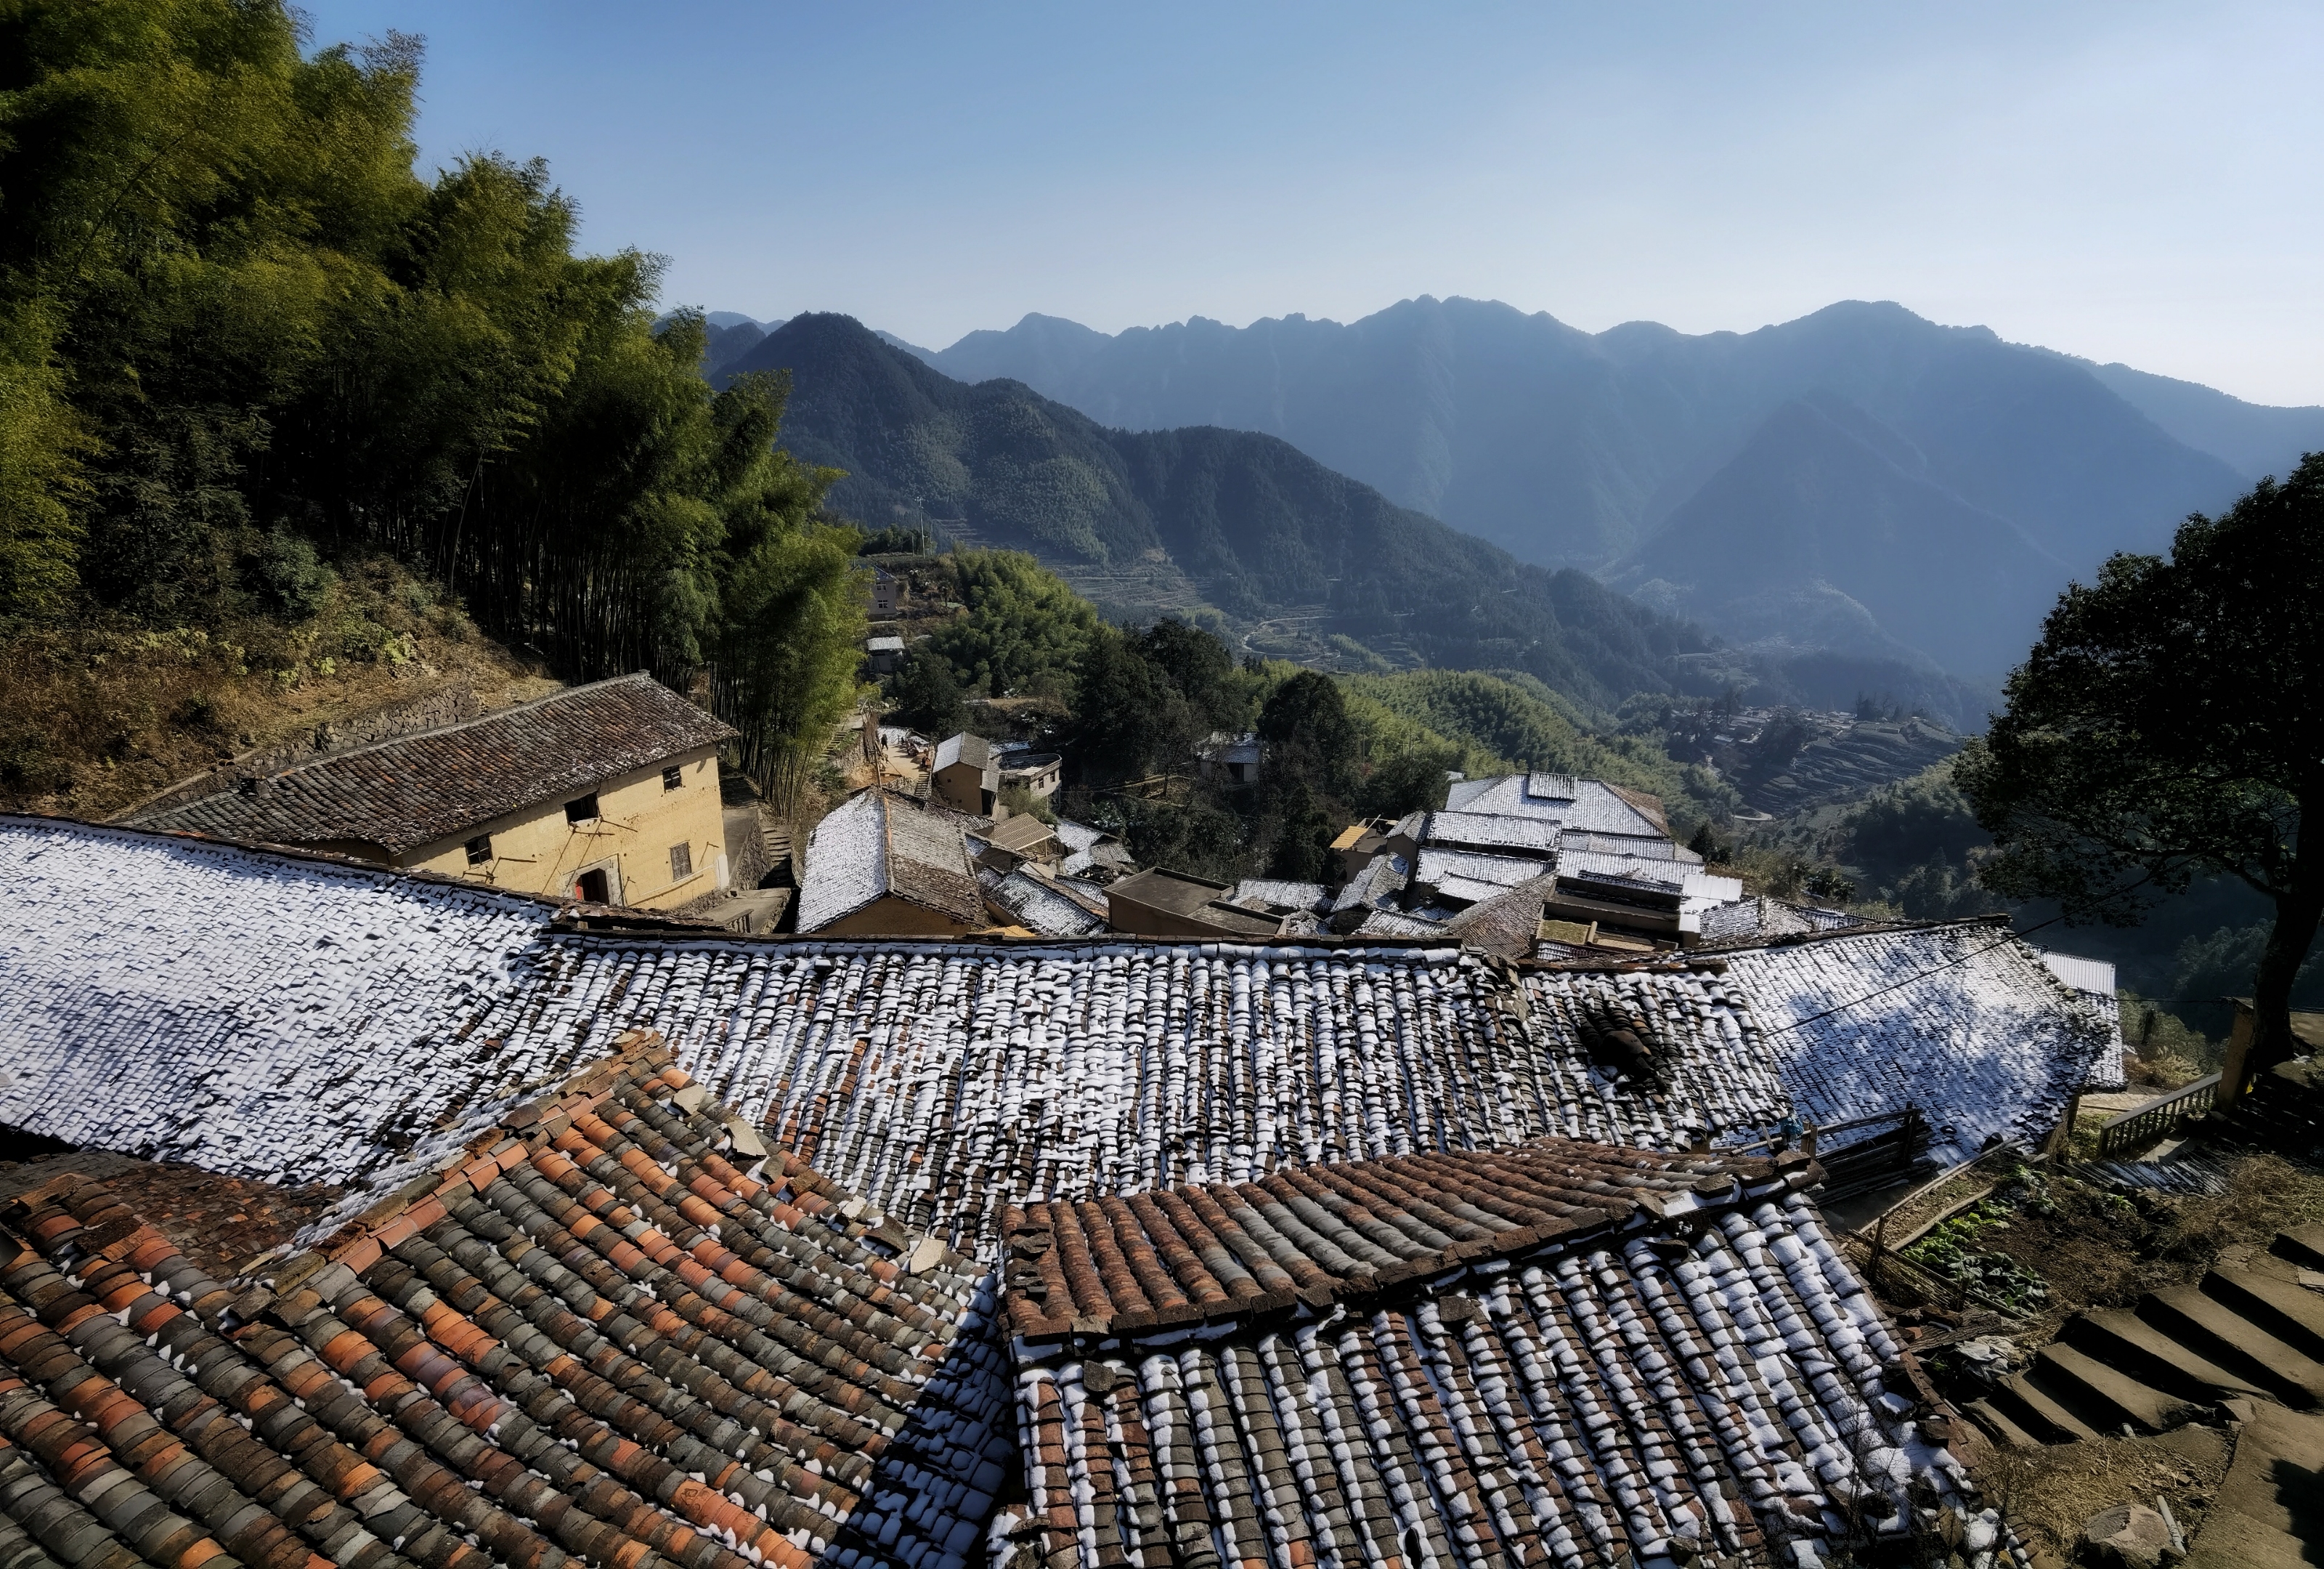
[1413, 846, 1548, 895]
[1442, 774, 1670, 838]
[1418, 809, 1556, 856]
[1696, 895, 1866, 945]
[1331, 850, 1409, 914]
[796, 789, 982, 931]
[931, 731, 996, 780]
[0, 816, 564, 1185]
[983, 868, 1105, 937]
[1004, 1149, 1983, 1569]
[1, 818, 2115, 1254]
[1225, 877, 1329, 915]
[2041, 950, 2127, 1088]
[1722, 923, 2118, 1166]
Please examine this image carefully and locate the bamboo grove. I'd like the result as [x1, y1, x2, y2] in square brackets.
[0, 0, 865, 806]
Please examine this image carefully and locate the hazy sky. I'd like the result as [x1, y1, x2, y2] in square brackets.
[302, 1, 2324, 405]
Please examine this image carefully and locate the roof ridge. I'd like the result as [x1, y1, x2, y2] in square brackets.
[209, 670, 665, 785]
[1001, 1138, 1824, 1354]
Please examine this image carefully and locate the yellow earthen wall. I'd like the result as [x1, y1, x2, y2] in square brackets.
[813, 896, 975, 938]
[399, 746, 727, 909]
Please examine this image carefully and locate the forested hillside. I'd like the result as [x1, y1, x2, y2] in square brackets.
[727, 313, 1708, 709]
[0, 1, 862, 811]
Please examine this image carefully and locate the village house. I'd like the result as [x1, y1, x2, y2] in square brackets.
[972, 811, 1063, 874]
[869, 564, 906, 617]
[1102, 864, 1296, 938]
[996, 747, 1062, 801]
[1195, 729, 1261, 784]
[929, 731, 1001, 816]
[1, 814, 2205, 1569]
[862, 633, 905, 675]
[795, 787, 986, 936]
[129, 672, 735, 909]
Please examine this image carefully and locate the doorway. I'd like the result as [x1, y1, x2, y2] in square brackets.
[571, 857, 621, 905]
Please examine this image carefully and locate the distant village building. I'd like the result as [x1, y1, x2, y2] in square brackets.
[870, 567, 906, 617]
[1105, 867, 1292, 938]
[1195, 730, 1261, 784]
[1328, 772, 1748, 946]
[930, 731, 1001, 816]
[864, 634, 906, 674]
[997, 748, 1063, 800]
[975, 812, 1064, 874]
[796, 787, 984, 936]
[131, 673, 734, 909]
[1053, 816, 1134, 881]
[981, 864, 1107, 937]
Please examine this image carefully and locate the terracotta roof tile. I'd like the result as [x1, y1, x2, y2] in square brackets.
[998, 1145, 2001, 1569]
[0, 1042, 1012, 1569]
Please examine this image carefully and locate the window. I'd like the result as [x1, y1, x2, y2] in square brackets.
[464, 834, 492, 865]
[565, 793, 598, 824]
[669, 842, 694, 880]
[662, 764, 684, 791]
[575, 867, 610, 903]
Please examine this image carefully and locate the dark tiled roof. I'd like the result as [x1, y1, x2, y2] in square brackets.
[1441, 871, 1559, 959]
[998, 1138, 1821, 1340]
[0, 1152, 344, 1281]
[0, 1041, 1013, 1569]
[999, 1143, 2000, 1569]
[138, 674, 734, 855]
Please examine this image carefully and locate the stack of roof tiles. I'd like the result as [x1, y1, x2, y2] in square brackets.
[0, 1041, 1015, 1569]
[998, 1140, 2004, 1569]
[131, 676, 734, 856]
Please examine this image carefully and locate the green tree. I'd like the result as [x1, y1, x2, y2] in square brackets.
[712, 521, 865, 815]
[1258, 670, 1357, 799]
[1957, 455, 2324, 1074]
[1070, 628, 1189, 783]
[926, 549, 1097, 699]
[1138, 618, 1238, 730]
[1357, 745, 1455, 818]
[887, 644, 965, 737]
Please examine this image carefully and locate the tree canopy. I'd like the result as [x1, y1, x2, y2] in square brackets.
[1957, 455, 2324, 1072]
[0, 0, 864, 811]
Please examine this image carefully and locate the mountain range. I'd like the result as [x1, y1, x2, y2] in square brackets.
[916, 298, 2324, 686]
[718, 315, 1713, 710]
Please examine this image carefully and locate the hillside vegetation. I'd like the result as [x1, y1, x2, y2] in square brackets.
[728, 314, 1705, 710]
[1340, 670, 1735, 827]
[0, 557, 552, 819]
[0, 1, 864, 811]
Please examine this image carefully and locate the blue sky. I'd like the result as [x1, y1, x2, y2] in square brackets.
[301, 1, 2324, 405]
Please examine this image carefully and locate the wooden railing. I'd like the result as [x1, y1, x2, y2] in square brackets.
[2094, 1071, 2221, 1158]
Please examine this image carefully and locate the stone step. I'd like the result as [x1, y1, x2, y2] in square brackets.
[2203, 1266, 2324, 1363]
[2064, 1308, 2271, 1404]
[2272, 1223, 2324, 1271]
[2031, 1342, 2203, 1434]
[1962, 1397, 2045, 1451]
[1994, 1373, 2105, 1443]
[2140, 1286, 2324, 1407]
